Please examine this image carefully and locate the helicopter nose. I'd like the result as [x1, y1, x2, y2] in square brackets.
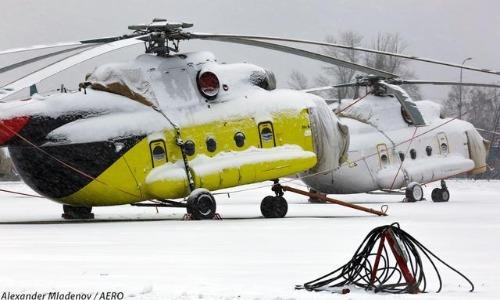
[0, 116, 30, 146]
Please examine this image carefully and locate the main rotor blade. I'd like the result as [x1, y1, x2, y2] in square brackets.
[0, 36, 145, 100]
[394, 80, 500, 88]
[190, 34, 398, 78]
[302, 83, 357, 93]
[0, 36, 134, 56]
[303, 80, 500, 93]
[0, 44, 97, 74]
[190, 33, 500, 76]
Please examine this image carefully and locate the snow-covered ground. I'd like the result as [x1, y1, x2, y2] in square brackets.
[0, 179, 499, 299]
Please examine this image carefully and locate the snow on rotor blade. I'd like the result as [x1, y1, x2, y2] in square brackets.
[0, 36, 145, 100]
[398, 80, 500, 88]
[190, 34, 398, 78]
[0, 36, 130, 56]
[302, 83, 357, 93]
[477, 128, 500, 136]
[190, 33, 500, 77]
[0, 44, 97, 74]
[0, 42, 91, 56]
[302, 86, 336, 93]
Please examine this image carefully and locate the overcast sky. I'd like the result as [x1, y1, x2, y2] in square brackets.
[1, 0, 499, 100]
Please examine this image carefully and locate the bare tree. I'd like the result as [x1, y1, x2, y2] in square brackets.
[445, 85, 500, 178]
[444, 85, 472, 117]
[288, 31, 421, 100]
[316, 31, 363, 100]
[364, 33, 421, 99]
[445, 85, 500, 134]
[288, 70, 310, 90]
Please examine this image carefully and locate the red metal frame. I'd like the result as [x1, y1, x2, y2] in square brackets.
[370, 229, 420, 294]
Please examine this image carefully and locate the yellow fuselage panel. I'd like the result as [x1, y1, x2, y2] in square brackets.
[60, 109, 316, 206]
[145, 147, 317, 199]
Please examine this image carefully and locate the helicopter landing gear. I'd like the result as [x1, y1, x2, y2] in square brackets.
[260, 181, 288, 218]
[405, 182, 424, 202]
[186, 188, 217, 220]
[62, 205, 94, 220]
[431, 180, 450, 202]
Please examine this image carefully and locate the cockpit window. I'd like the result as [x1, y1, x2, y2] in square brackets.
[401, 106, 414, 125]
[250, 70, 276, 91]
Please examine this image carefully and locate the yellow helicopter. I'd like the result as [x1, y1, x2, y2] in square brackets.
[0, 19, 360, 219]
[1, 19, 497, 219]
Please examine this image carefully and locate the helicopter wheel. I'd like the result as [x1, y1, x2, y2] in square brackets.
[186, 189, 217, 220]
[405, 182, 424, 202]
[431, 188, 450, 202]
[62, 205, 94, 220]
[260, 195, 288, 218]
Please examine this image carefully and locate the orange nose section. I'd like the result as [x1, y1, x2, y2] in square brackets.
[0, 116, 30, 145]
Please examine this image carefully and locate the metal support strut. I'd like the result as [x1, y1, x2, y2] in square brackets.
[152, 106, 195, 192]
[279, 184, 388, 216]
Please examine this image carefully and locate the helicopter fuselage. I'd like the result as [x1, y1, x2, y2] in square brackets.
[301, 95, 489, 194]
[0, 52, 346, 206]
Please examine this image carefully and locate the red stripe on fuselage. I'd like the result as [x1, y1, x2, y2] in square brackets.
[0, 116, 30, 145]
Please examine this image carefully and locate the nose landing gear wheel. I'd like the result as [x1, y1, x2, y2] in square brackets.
[405, 182, 424, 202]
[62, 205, 94, 220]
[260, 195, 288, 218]
[186, 188, 217, 220]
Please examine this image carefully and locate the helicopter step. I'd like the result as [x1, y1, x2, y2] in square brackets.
[61, 205, 94, 220]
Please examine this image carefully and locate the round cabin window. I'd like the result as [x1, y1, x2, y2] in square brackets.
[206, 137, 217, 152]
[184, 140, 195, 156]
[399, 152, 405, 162]
[260, 127, 273, 142]
[410, 149, 417, 160]
[426, 146, 432, 156]
[234, 132, 245, 147]
[152, 145, 165, 160]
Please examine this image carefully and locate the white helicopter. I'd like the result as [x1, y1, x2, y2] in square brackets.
[301, 75, 494, 202]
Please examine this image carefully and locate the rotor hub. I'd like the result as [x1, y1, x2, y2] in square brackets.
[128, 18, 193, 55]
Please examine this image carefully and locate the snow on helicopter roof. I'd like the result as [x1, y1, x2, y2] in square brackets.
[0, 51, 325, 145]
[86, 51, 217, 109]
[86, 51, 281, 112]
[337, 95, 443, 131]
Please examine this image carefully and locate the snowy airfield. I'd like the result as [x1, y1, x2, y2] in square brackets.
[0, 179, 499, 300]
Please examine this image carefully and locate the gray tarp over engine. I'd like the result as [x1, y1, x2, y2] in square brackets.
[301, 98, 349, 190]
[466, 129, 490, 175]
